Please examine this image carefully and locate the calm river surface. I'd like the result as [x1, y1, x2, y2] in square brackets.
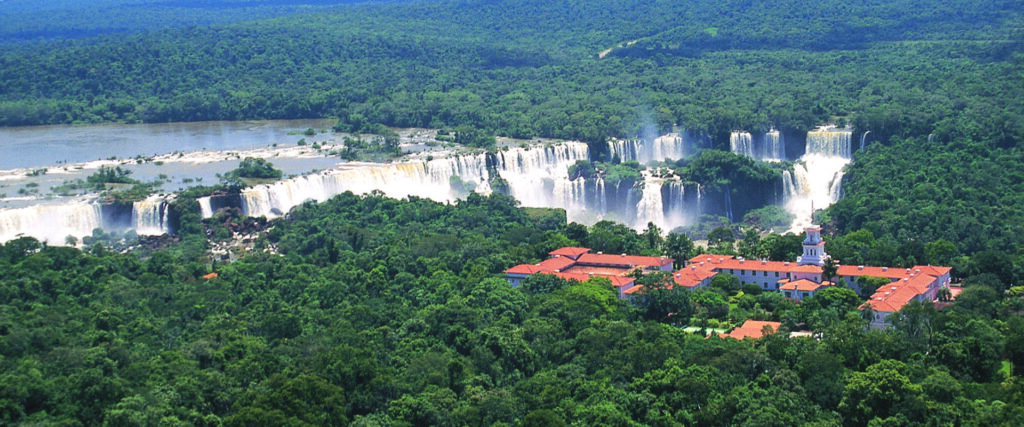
[0, 119, 338, 170]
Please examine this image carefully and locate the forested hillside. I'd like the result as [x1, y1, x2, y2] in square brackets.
[3, 0, 1024, 424]
[1, 0, 1021, 147]
[2, 192, 1024, 425]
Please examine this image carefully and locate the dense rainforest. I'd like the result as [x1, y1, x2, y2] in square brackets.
[2, 0, 1024, 424]
[2, 192, 1023, 425]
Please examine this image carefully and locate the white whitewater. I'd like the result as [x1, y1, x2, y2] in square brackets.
[785, 126, 853, 231]
[635, 173, 665, 230]
[236, 142, 592, 219]
[730, 131, 756, 158]
[496, 142, 590, 211]
[0, 202, 103, 244]
[763, 129, 784, 161]
[607, 133, 688, 164]
[198, 197, 214, 218]
[132, 195, 173, 236]
[805, 126, 852, 158]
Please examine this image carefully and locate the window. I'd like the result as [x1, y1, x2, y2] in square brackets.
[763, 271, 768, 276]
[784, 291, 792, 298]
[775, 272, 779, 277]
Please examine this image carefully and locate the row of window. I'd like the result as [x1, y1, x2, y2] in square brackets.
[727, 268, 782, 278]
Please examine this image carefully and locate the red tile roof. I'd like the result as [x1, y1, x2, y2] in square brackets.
[912, 265, 952, 277]
[780, 279, 831, 292]
[687, 254, 820, 274]
[724, 320, 781, 340]
[505, 263, 546, 275]
[577, 253, 673, 268]
[836, 265, 909, 279]
[202, 272, 219, 280]
[549, 247, 591, 259]
[863, 274, 940, 313]
[537, 256, 576, 272]
[672, 265, 718, 288]
[552, 272, 636, 288]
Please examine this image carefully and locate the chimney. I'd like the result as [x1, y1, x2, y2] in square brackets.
[858, 265, 864, 270]
[739, 259, 745, 264]
[691, 266, 697, 271]
[761, 260, 767, 265]
[597, 251, 603, 255]
[882, 267, 888, 272]
[675, 273, 681, 278]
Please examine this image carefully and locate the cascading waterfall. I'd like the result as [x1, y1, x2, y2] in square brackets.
[607, 133, 689, 164]
[763, 129, 784, 161]
[0, 202, 103, 244]
[805, 126, 852, 158]
[635, 176, 667, 230]
[730, 131, 756, 158]
[132, 195, 172, 235]
[496, 142, 590, 210]
[860, 131, 870, 152]
[234, 142, 592, 220]
[784, 126, 853, 231]
[198, 197, 214, 218]
[724, 185, 734, 222]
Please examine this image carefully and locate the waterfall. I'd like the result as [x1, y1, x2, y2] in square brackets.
[0, 202, 103, 244]
[782, 170, 797, 199]
[860, 131, 870, 152]
[132, 195, 172, 235]
[764, 129, 784, 161]
[730, 131, 755, 158]
[696, 185, 703, 215]
[198, 197, 214, 218]
[724, 185, 734, 222]
[229, 142, 592, 220]
[635, 175, 665, 230]
[607, 133, 688, 163]
[785, 157, 850, 228]
[928, 133, 934, 143]
[497, 142, 590, 210]
[805, 126, 852, 158]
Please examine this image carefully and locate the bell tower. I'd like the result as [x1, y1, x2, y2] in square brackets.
[798, 225, 827, 266]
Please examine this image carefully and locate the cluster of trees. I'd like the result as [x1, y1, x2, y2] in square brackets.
[0, 0, 1020, 152]
[1, 192, 1023, 425]
[828, 137, 1024, 255]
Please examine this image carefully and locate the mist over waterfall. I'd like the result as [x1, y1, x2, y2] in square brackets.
[0, 195, 176, 245]
[635, 174, 665, 228]
[785, 126, 853, 230]
[0, 203, 103, 244]
[210, 138, 714, 233]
